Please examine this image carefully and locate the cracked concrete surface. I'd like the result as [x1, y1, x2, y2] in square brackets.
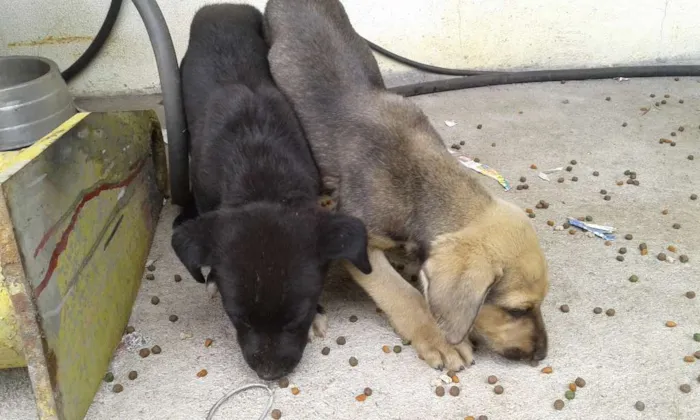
[2, 78, 699, 420]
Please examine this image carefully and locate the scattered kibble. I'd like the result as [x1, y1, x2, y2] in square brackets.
[604, 195, 611, 201]
[529, 213, 536, 219]
[569, 229, 576, 235]
[452, 375, 460, 383]
[449, 386, 460, 397]
[560, 304, 570, 313]
[322, 347, 331, 355]
[145, 274, 155, 281]
[205, 338, 213, 348]
[691, 194, 698, 200]
[279, 377, 289, 388]
[605, 241, 612, 246]
[593, 171, 600, 176]
[569, 383, 577, 392]
[147, 264, 156, 272]
[494, 385, 504, 395]
[128, 371, 138, 380]
[662, 209, 669, 215]
[695, 351, 700, 359]
[151, 296, 160, 305]
[554, 399, 565, 410]
[635, 401, 645, 411]
[169, 315, 179, 322]
[666, 321, 677, 328]
[355, 394, 367, 402]
[364, 387, 373, 396]
[667, 245, 678, 253]
[349, 315, 358, 323]
[624, 234, 633, 240]
[575, 378, 586, 388]
[657, 253, 667, 261]
[606, 308, 616, 317]
[558, 177, 565, 183]
[616, 256, 625, 262]
[477, 124, 482, 129]
[673, 223, 681, 229]
[487, 375, 498, 384]
[680, 255, 689, 263]
[566, 166, 573, 172]
[151, 345, 161, 355]
[629, 275, 639, 283]
[174, 274, 182, 282]
[393, 345, 402, 354]
[531, 164, 538, 169]
[125, 326, 135, 334]
[196, 369, 208, 378]
[571, 176, 578, 182]
[349, 357, 359, 367]
[619, 247, 627, 255]
[684, 356, 695, 363]
[541, 367, 553, 374]
[271, 409, 282, 419]
[520, 176, 527, 183]
[621, 122, 627, 127]
[547, 220, 555, 227]
[435, 386, 445, 397]
[594, 307, 603, 314]
[662, 100, 667, 104]
[680, 384, 691, 393]
[104, 372, 114, 383]
[565, 390, 575, 400]
[139, 348, 150, 358]
[381, 345, 391, 354]
[336, 336, 346, 345]
[112, 384, 124, 393]
[291, 387, 300, 395]
[686, 291, 696, 299]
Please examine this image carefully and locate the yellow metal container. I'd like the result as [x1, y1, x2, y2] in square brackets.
[0, 111, 167, 420]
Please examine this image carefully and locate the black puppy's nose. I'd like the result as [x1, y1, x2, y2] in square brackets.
[532, 333, 548, 361]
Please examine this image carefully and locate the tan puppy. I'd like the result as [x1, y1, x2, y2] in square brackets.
[265, 0, 549, 370]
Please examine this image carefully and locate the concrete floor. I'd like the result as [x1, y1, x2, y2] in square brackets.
[2, 78, 700, 420]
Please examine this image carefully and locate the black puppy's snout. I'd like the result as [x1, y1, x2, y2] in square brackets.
[256, 364, 290, 381]
[532, 331, 548, 361]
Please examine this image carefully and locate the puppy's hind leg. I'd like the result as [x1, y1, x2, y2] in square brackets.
[344, 248, 472, 371]
[309, 305, 328, 341]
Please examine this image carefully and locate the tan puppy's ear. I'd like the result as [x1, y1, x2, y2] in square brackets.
[424, 258, 498, 345]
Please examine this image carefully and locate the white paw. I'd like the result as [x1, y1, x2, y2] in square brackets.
[308, 312, 328, 341]
[206, 281, 219, 299]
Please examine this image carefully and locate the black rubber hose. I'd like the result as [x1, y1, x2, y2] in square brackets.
[61, 0, 123, 82]
[390, 65, 700, 97]
[132, 0, 190, 206]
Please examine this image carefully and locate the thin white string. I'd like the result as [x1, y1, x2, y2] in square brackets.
[206, 383, 274, 420]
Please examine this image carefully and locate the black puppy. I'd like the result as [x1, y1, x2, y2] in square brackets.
[173, 3, 372, 380]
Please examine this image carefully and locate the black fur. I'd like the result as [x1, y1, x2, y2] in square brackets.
[173, 3, 371, 380]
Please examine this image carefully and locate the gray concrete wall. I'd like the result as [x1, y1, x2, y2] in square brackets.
[1, 0, 699, 97]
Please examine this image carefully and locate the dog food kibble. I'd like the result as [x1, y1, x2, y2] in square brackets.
[530, 164, 538, 169]
[364, 387, 373, 396]
[635, 401, 645, 411]
[147, 264, 156, 272]
[174, 274, 182, 282]
[662, 209, 669, 215]
[604, 241, 612, 246]
[291, 387, 300, 395]
[528, 213, 536, 219]
[278, 377, 289, 388]
[125, 326, 135, 334]
[450, 144, 461, 150]
[196, 369, 208, 378]
[657, 253, 667, 261]
[605, 96, 611, 101]
[619, 247, 627, 255]
[520, 176, 527, 182]
[271, 409, 282, 419]
[349, 315, 358, 322]
[680, 384, 691, 393]
[585, 215, 593, 222]
[204, 338, 213, 348]
[622, 122, 627, 127]
[139, 348, 150, 358]
[604, 195, 611, 201]
[569, 383, 577, 392]
[623, 234, 633, 240]
[671, 132, 677, 137]
[349, 357, 359, 367]
[449, 386, 460, 397]
[695, 351, 700, 359]
[594, 307, 603, 314]
[435, 386, 445, 397]
[128, 371, 138, 380]
[686, 291, 696, 299]
[476, 124, 483, 129]
[112, 384, 124, 393]
[488, 375, 498, 384]
[554, 399, 565, 410]
[639, 243, 647, 251]
[666, 321, 677, 328]
[680, 255, 689, 263]
[560, 304, 570, 313]
[667, 245, 678, 253]
[547, 220, 555, 227]
[606, 308, 616, 317]
[691, 194, 698, 200]
[393, 345, 402, 354]
[575, 377, 586, 388]
[169, 315, 178, 322]
[104, 372, 114, 382]
[150, 296, 160, 305]
[381, 345, 391, 353]
[566, 166, 573, 172]
[689, 155, 695, 160]
[355, 394, 367, 402]
[565, 390, 575, 400]
[616, 256, 625, 262]
[572, 176, 579, 182]
[558, 177, 565, 183]
[673, 223, 681, 229]
[569, 229, 576, 235]
[452, 375, 460, 383]
[322, 346, 331, 355]
[145, 274, 155, 281]
[541, 366, 553, 374]
[684, 356, 695, 363]
[662, 100, 667, 104]
[151, 345, 161, 355]
[336, 336, 346, 345]
[493, 385, 504, 395]
[629, 275, 639, 283]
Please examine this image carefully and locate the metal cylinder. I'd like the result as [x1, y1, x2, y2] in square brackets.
[0, 56, 76, 151]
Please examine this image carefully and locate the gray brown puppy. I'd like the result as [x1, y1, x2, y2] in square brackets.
[265, 0, 549, 371]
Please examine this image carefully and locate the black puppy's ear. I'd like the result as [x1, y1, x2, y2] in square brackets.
[318, 214, 372, 274]
[171, 214, 218, 283]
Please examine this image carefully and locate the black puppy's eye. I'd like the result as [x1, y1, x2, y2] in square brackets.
[506, 308, 530, 318]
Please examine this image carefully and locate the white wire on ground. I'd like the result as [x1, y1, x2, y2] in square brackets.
[206, 383, 274, 420]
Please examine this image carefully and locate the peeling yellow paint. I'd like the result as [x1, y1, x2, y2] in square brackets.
[0, 271, 25, 368]
[8, 35, 94, 48]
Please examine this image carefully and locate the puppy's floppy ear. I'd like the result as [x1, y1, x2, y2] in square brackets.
[171, 212, 220, 284]
[425, 257, 498, 345]
[318, 213, 372, 274]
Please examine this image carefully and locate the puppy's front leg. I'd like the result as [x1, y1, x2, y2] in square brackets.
[344, 248, 473, 371]
[308, 305, 328, 342]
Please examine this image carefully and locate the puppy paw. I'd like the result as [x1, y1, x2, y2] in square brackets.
[409, 325, 470, 372]
[206, 281, 219, 299]
[308, 311, 328, 341]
